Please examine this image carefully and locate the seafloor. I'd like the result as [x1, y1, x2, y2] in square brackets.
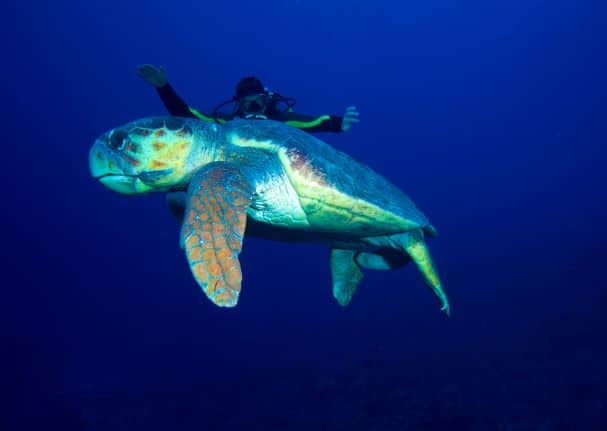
[12, 350, 605, 430]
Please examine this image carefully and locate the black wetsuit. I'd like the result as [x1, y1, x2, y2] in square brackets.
[156, 83, 344, 133]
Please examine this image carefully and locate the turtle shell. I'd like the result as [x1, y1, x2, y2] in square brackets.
[225, 120, 432, 237]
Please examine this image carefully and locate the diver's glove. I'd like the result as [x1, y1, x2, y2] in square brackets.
[136, 64, 168, 88]
[341, 106, 360, 132]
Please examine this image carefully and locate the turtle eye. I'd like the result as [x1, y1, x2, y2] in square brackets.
[108, 130, 128, 151]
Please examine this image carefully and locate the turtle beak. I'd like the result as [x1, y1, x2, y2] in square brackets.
[89, 138, 120, 178]
[97, 174, 152, 194]
[89, 138, 152, 194]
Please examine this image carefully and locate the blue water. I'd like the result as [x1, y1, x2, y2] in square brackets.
[3, 0, 606, 429]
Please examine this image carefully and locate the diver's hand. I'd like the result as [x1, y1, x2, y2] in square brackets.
[136, 64, 168, 87]
[341, 106, 360, 132]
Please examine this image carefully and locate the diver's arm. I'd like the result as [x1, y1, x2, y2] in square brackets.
[156, 83, 196, 118]
[156, 84, 230, 123]
[137, 64, 195, 118]
[282, 111, 344, 133]
[136, 64, 216, 121]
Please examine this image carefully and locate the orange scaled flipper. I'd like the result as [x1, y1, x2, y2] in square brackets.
[180, 162, 253, 307]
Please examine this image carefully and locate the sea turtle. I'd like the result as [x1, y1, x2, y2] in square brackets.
[89, 117, 449, 315]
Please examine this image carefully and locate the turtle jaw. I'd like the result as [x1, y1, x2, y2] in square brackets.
[89, 139, 152, 195]
[97, 174, 153, 195]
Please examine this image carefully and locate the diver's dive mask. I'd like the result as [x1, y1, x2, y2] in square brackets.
[211, 88, 297, 121]
[239, 93, 269, 115]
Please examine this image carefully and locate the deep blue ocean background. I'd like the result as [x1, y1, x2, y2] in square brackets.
[2, 0, 606, 429]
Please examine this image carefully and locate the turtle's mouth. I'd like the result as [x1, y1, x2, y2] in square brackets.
[93, 173, 133, 180]
[95, 173, 153, 195]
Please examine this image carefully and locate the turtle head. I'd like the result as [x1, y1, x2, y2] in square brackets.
[90, 117, 198, 194]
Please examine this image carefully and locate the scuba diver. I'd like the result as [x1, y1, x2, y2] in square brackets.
[137, 64, 360, 133]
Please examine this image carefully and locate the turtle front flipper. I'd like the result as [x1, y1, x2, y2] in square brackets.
[396, 230, 450, 316]
[180, 162, 253, 307]
[330, 249, 364, 306]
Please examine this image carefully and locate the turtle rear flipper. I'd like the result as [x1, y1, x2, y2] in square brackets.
[423, 224, 438, 237]
[330, 249, 364, 306]
[393, 230, 450, 316]
[355, 249, 410, 270]
[180, 163, 253, 307]
[331, 249, 407, 306]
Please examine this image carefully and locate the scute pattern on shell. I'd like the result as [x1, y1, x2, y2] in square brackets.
[225, 119, 430, 231]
